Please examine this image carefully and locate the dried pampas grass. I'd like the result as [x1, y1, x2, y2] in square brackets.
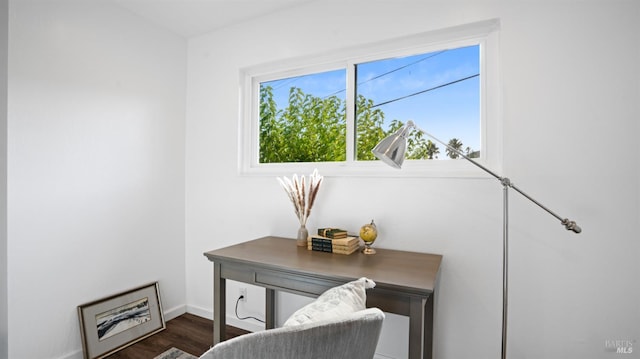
[277, 169, 323, 226]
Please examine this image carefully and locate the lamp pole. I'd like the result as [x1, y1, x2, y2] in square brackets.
[372, 120, 581, 359]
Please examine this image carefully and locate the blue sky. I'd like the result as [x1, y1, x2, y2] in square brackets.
[262, 45, 480, 157]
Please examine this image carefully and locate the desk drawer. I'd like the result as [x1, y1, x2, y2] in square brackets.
[255, 270, 344, 297]
[219, 262, 255, 283]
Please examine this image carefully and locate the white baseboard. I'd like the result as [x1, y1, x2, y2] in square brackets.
[184, 305, 264, 333]
[164, 304, 187, 321]
[225, 314, 265, 333]
[55, 349, 83, 359]
[186, 304, 213, 320]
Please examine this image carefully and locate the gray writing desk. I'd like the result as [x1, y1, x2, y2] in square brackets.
[204, 236, 442, 359]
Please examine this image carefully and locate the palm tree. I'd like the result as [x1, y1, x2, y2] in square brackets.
[425, 140, 440, 159]
[446, 138, 463, 159]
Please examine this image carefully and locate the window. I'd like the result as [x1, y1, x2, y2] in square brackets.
[354, 46, 480, 162]
[260, 69, 347, 163]
[240, 19, 501, 177]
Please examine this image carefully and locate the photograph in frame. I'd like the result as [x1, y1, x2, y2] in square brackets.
[78, 282, 165, 359]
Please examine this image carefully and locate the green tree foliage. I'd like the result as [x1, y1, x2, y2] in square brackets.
[259, 85, 473, 163]
[260, 86, 346, 162]
[446, 138, 463, 159]
[260, 85, 285, 162]
[355, 95, 387, 161]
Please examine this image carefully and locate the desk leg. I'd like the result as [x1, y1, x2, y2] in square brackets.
[213, 262, 226, 345]
[408, 297, 424, 359]
[265, 288, 276, 329]
[423, 293, 434, 359]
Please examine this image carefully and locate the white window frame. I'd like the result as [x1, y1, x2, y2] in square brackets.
[238, 19, 502, 178]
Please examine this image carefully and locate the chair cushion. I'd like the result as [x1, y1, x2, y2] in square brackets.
[283, 277, 375, 327]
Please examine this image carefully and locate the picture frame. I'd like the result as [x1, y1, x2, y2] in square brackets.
[78, 282, 165, 359]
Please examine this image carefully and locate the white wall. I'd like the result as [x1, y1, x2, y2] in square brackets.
[185, 1, 640, 359]
[7, 1, 187, 358]
[0, 0, 7, 357]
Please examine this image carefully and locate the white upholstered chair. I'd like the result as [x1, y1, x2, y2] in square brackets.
[199, 307, 385, 359]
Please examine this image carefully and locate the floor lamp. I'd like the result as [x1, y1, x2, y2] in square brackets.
[371, 120, 581, 359]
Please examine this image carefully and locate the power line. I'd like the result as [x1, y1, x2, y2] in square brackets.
[265, 50, 474, 108]
[360, 50, 447, 85]
[322, 51, 448, 98]
[272, 77, 300, 91]
[371, 73, 479, 109]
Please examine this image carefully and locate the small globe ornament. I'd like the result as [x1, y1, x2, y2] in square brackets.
[359, 220, 378, 255]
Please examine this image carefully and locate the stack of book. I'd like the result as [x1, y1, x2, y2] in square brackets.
[317, 228, 348, 239]
[308, 228, 360, 255]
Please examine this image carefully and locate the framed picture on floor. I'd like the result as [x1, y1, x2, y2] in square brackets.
[78, 282, 165, 359]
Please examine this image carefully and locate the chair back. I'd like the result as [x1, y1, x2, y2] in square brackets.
[200, 307, 385, 359]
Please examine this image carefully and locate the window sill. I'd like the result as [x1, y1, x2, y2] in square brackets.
[238, 158, 499, 179]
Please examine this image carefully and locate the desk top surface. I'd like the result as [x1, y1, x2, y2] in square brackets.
[204, 236, 442, 295]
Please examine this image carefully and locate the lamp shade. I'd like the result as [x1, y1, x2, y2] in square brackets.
[371, 125, 410, 168]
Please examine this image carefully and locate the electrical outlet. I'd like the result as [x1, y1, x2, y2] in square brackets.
[239, 288, 247, 302]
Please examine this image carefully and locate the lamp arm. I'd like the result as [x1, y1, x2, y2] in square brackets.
[406, 120, 581, 234]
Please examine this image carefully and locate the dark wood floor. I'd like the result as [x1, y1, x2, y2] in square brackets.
[107, 313, 250, 358]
